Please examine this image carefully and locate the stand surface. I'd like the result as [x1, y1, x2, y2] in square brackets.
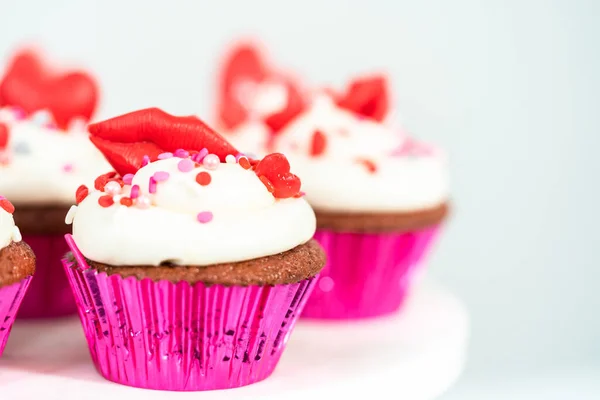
[0, 284, 468, 400]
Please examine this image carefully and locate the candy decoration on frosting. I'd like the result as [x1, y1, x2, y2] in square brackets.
[0, 49, 99, 129]
[0, 196, 15, 214]
[218, 43, 306, 135]
[0, 123, 9, 149]
[335, 75, 389, 122]
[88, 108, 237, 175]
[75, 185, 89, 204]
[310, 130, 327, 157]
[356, 158, 378, 174]
[254, 153, 301, 199]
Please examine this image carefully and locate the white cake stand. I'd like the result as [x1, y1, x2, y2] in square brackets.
[0, 283, 468, 400]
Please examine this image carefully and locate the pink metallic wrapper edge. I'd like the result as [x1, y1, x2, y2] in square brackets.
[62, 234, 318, 391]
[17, 235, 76, 319]
[301, 226, 440, 320]
[0, 276, 33, 356]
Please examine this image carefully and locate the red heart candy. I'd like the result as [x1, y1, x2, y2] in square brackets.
[336, 75, 389, 122]
[254, 153, 301, 199]
[0, 50, 99, 130]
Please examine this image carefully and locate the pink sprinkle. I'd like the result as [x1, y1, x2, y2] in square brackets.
[158, 152, 173, 160]
[299, 191, 306, 197]
[12, 107, 25, 120]
[177, 158, 194, 172]
[0, 196, 5, 200]
[123, 173, 134, 185]
[142, 155, 150, 167]
[196, 211, 213, 224]
[62, 163, 74, 172]
[153, 171, 170, 182]
[130, 184, 140, 199]
[192, 148, 209, 163]
[149, 177, 157, 194]
[174, 149, 189, 158]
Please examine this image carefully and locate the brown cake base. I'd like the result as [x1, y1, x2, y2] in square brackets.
[75, 239, 326, 286]
[12, 204, 71, 235]
[315, 202, 450, 234]
[0, 241, 36, 288]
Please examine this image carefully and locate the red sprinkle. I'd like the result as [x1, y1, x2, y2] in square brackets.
[259, 175, 275, 193]
[310, 130, 327, 157]
[94, 171, 119, 191]
[238, 157, 251, 170]
[75, 185, 89, 204]
[357, 158, 377, 173]
[0, 198, 15, 214]
[120, 197, 133, 207]
[195, 171, 212, 186]
[98, 195, 115, 208]
[0, 123, 9, 149]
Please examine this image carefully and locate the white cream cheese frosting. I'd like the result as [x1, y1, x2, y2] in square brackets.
[69, 156, 316, 267]
[0, 107, 112, 204]
[0, 198, 21, 250]
[272, 95, 449, 213]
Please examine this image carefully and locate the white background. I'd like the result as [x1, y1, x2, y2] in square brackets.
[2, 0, 599, 398]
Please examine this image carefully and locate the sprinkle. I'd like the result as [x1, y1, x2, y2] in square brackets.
[310, 130, 327, 157]
[61, 163, 74, 173]
[235, 153, 245, 161]
[0, 123, 9, 149]
[136, 195, 151, 209]
[0, 198, 15, 214]
[65, 205, 78, 224]
[195, 171, 211, 186]
[153, 171, 170, 182]
[142, 155, 150, 167]
[95, 171, 119, 191]
[238, 157, 251, 170]
[158, 152, 173, 160]
[11, 107, 25, 120]
[120, 197, 133, 207]
[104, 181, 122, 195]
[225, 154, 236, 163]
[259, 175, 275, 193]
[357, 158, 377, 173]
[11, 226, 22, 242]
[98, 195, 115, 208]
[202, 154, 220, 170]
[122, 173, 134, 185]
[177, 158, 194, 172]
[293, 191, 306, 198]
[148, 177, 157, 193]
[75, 185, 89, 204]
[196, 211, 213, 224]
[130, 184, 140, 199]
[174, 149, 189, 158]
[192, 148, 209, 163]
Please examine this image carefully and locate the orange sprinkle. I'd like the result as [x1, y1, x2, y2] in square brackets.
[98, 195, 115, 208]
[120, 197, 133, 207]
[357, 158, 377, 173]
[195, 171, 212, 186]
[238, 157, 251, 170]
[75, 185, 89, 204]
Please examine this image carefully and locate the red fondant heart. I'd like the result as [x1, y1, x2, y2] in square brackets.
[254, 153, 301, 199]
[336, 75, 389, 122]
[88, 108, 238, 176]
[0, 50, 98, 129]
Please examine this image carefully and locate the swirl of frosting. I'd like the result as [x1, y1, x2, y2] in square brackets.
[69, 156, 315, 266]
[0, 108, 112, 204]
[0, 197, 22, 250]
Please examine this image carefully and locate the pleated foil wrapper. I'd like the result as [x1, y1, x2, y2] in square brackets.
[0, 276, 33, 356]
[17, 235, 76, 319]
[62, 234, 317, 391]
[301, 226, 440, 320]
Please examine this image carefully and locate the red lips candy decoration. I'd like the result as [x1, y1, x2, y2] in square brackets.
[88, 108, 301, 199]
[0, 50, 99, 130]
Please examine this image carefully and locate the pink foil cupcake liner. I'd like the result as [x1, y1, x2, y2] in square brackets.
[17, 235, 76, 319]
[301, 226, 440, 320]
[62, 235, 317, 391]
[0, 277, 33, 356]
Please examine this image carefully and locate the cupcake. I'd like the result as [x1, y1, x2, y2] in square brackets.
[0, 49, 111, 318]
[0, 197, 35, 356]
[62, 108, 325, 390]
[215, 42, 306, 157]
[216, 45, 449, 319]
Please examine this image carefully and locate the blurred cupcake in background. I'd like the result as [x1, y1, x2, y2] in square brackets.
[0, 48, 111, 318]
[0, 197, 35, 355]
[62, 108, 325, 390]
[215, 42, 450, 320]
[214, 42, 306, 157]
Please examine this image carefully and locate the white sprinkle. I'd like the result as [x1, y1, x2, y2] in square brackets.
[12, 226, 22, 242]
[225, 154, 236, 164]
[65, 205, 78, 225]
